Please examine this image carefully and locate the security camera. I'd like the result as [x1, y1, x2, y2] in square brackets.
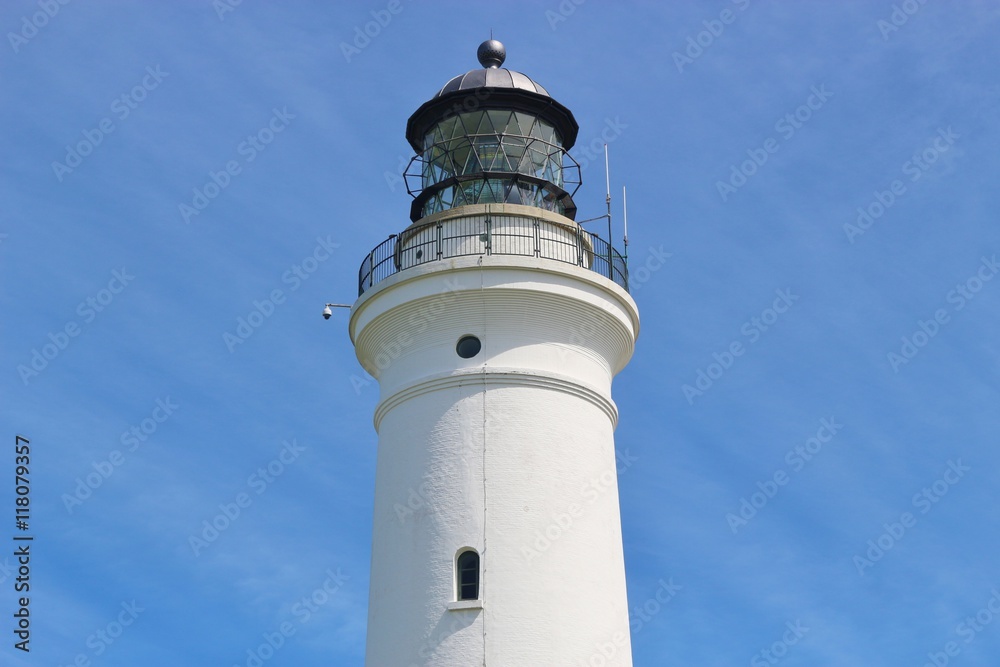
[322, 302, 350, 320]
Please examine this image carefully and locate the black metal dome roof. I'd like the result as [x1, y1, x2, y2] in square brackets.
[434, 38, 551, 97]
[405, 40, 578, 153]
[433, 66, 551, 99]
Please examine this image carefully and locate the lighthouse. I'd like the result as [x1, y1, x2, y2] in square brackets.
[349, 40, 639, 666]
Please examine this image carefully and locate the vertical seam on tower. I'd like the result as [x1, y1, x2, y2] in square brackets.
[479, 206, 488, 667]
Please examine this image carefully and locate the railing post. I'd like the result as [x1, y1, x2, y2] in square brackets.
[485, 217, 492, 255]
[436, 223, 443, 259]
[576, 228, 584, 267]
[533, 219, 541, 257]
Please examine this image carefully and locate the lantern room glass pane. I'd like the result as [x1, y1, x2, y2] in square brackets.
[488, 110, 510, 134]
[512, 112, 532, 136]
[417, 111, 571, 208]
[442, 116, 460, 140]
[474, 138, 502, 171]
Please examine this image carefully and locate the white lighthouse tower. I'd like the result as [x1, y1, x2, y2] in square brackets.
[349, 40, 639, 666]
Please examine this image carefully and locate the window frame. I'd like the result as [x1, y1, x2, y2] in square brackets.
[455, 548, 480, 602]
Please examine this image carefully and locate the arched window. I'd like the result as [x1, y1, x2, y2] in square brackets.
[456, 550, 480, 601]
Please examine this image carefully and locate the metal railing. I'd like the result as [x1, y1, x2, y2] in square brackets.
[358, 213, 628, 296]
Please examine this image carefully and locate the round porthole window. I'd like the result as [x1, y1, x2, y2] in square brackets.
[456, 335, 482, 359]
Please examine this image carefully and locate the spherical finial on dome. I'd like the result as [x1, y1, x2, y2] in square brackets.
[477, 39, 506, 69]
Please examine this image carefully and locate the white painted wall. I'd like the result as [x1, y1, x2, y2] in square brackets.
[352, 208, 639, 666]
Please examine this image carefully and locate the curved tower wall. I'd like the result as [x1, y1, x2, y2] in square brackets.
[351, 235, 638, 665]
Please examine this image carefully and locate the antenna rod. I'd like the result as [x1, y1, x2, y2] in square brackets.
[622, 186, 629, 245]
[604, 144, 612, 273]
[622, 185, 629, 264]
[604, 143, 611, 203]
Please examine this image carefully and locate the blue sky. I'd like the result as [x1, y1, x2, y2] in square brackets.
[2, 1, 999, 665]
